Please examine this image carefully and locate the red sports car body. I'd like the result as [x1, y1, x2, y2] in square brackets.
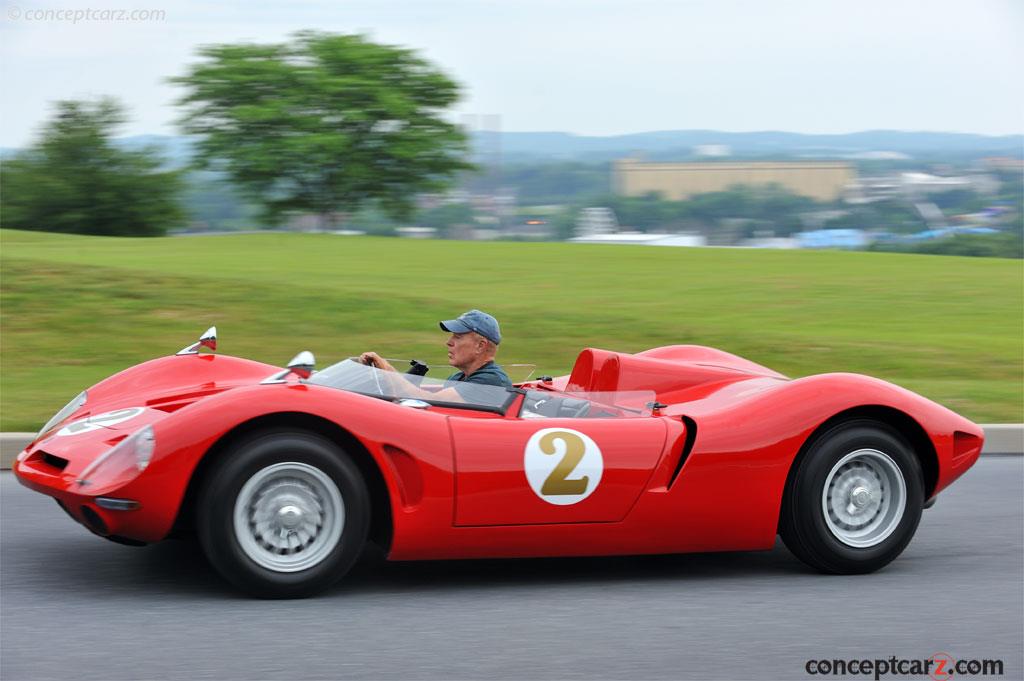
[14, 331, 984, 597]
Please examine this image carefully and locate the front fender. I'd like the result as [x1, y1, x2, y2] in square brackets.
[113, 383, 457, 542]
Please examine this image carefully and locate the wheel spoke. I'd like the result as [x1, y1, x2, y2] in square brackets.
[821, 448, 907, 548]
[233, 462, 346, 572]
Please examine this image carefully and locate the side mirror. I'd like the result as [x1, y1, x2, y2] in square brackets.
[286, 351, 316, 379]
[176, 326, 218, 355]
[261, 351, 316, 384]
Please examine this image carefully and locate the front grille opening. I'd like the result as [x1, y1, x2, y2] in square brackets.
[39, 451, 69, 471]
[80, 506, 109, 536]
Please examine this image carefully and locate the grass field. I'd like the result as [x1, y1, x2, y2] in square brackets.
[1, 228, 1021, 430]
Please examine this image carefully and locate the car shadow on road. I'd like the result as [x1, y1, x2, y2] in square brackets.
[336, 540, 815, 596]
[10, 534, 815, 600]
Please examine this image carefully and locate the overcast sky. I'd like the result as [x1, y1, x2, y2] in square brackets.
[1, 0, 1021, 147]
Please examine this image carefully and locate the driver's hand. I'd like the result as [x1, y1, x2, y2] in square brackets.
[359, 352, 396, 372]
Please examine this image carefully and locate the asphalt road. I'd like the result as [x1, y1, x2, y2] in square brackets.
[2, 458, 1022, 681]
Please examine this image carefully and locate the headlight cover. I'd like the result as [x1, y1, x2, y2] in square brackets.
[76, 425, 156, 488]
[36, 390, 87, 440]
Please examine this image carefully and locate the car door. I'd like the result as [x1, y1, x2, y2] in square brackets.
[451, 402, 669, 526]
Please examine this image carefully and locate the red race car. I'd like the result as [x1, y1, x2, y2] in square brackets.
[14, 327, 984, 598]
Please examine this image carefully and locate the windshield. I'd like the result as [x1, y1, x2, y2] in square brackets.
[520, 389, 656, 419]
[308, 359, 516, 413]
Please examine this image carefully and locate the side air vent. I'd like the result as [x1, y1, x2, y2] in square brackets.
[147, 388, 227, 412]
[667, 416, 698, 489]
[150, 402, 190, 414]
[952, 430, 983, 467]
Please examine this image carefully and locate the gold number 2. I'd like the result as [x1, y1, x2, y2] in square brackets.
[539, 431, 589, 495]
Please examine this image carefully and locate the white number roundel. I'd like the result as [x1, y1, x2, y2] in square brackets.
[56, 407, 146, 437]
[523, 428, 603, 505]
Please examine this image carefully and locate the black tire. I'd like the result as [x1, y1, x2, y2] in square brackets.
[196, 430, 370, 598]
[780, 420, 924, 574]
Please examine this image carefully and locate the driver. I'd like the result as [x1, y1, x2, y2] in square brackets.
[359, 309, 512, 392]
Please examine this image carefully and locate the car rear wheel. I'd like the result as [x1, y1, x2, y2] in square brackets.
[197, 431, 369, 598]
[780, 420, 924, 574]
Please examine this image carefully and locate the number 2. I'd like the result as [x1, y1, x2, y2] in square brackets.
[539, 431, 589, 495]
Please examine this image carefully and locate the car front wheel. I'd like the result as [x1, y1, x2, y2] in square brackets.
[780, 420, 924, 574]
[197, 431, 370, 598]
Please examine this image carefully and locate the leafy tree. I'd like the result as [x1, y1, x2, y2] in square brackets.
[822, 200, 927, 235]
[172, 32, 472, 229]
[869, 230, 1023, 258]
[415, 202, 476, 238]
[549, 207, 585, 240]
[929, 188, 979, 211]
[572, 184, 818, 236]
[342, 206, 400, 236]
[1, 98, 182, 236]
[182, 171, 262, 231]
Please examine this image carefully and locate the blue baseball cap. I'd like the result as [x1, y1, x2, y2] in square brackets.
[440, 309, 502, 345]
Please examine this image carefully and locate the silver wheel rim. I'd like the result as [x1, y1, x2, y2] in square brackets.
[233, 462, 345, 572]
[821, 448, 906, 548]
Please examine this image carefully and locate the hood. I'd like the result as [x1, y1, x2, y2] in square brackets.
[36, 353, 278, 442]
[27, 353, 280, 478]
[84, 353, 280, 414]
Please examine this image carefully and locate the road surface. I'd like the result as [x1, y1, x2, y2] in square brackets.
[2, 458, 1021, 680]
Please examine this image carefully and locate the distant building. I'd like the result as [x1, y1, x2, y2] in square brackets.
[576, 207, 619, 237]
[569, 232, 707, 247]
[396, 226, 437, 239]
[848, 151, 911, 160]
[913, 201, 947, 227]
[848, 171, 998, 204]
[981, 157, 1024, 172]
[899, 172, 972, 193]
[742, 237, 799, 249]
[693, 144, 731, 158]
[797, 229, 869, 249]
[614, 159, 856, 202]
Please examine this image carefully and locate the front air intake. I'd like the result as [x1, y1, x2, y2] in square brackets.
[39, 452, 69, 471]
[80, 506, 109, 536]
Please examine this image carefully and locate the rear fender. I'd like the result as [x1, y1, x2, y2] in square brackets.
[669, 372, 982, 548]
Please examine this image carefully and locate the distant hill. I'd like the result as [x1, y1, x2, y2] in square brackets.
[3, 129, 1020, 165]
[469, 129, 1024, 162]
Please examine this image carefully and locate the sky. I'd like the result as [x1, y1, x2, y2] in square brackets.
[0, 0, 1022, 147]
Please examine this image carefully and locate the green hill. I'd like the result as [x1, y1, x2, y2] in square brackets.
[1, 229, 1021, 429]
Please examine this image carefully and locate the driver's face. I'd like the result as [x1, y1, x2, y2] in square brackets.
[446, 332, 484, 370]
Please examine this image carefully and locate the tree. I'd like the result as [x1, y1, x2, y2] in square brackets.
[1, 98, 182, 236]
[172, 32, 472, 229]
[869, 230, 1023, 258]
[416, 202, 476, 238]
[823, 200, 927, 235]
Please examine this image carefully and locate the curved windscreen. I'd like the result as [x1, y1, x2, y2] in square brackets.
[307, 359, 516, 413]
[520, 389, 656, 419]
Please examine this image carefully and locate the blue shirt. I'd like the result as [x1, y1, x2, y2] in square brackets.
[447, 360, 512, 388]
